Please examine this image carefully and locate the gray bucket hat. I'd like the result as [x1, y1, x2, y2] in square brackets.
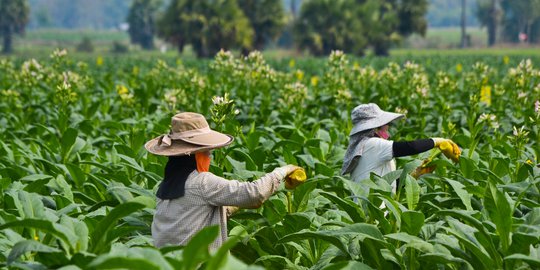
[349, 103, 404, 136]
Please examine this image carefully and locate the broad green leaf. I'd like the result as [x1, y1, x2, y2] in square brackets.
[404, 175, 420, 210]
[183, 225, 220, 270]
[400, 211, 425, 236]
[7, 240, 61, 264]
[0, 219, 76, 250]
[88, 247, 173, 270]
[118, 154, 145, 172]
[484, 183, 513, 253]
[254, 255, 300, 270]
[445, 178, 473, 211]
[89, 202, 146, 254]
[320, 261, 374, 270]
[504, 254, 540, 268]
[320, 191, 365, 222]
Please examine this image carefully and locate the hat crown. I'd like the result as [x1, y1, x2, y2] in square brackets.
[351, 103, 382, 124]
[171, 112, 209, 134]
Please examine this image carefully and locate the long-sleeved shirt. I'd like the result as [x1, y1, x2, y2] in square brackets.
[350, 137, 434, 195]
[151, 170, 282, 249]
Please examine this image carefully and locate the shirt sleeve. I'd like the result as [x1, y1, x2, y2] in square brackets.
[197, 171, 282, 208]
[392, 139, 434, 157]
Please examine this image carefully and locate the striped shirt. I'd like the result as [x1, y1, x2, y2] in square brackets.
[151, 170, 283, 249]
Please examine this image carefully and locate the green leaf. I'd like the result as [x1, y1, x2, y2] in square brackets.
[89, 202, 146, 254]
[404, 175, 421, 210]
[504, 254, 540, 268]
[320, 191, 365, 222]
[400, 211, 425, 236]
[206, 237, 241, 270]
[61, 128, 78, 160]
[0, 219, 76, 250]
[445, 178, 473, 211]
[254, 255, 301, 270]
[8, 240, 61, 264]
[118, 154, 145, 172]
[484, 183, 513, 253]
[182, 225, 220, 270]
[278, 223, 385, 258]
[320, 261, 374, 270]
[444, 218, 498, 269]
[459, 156, 477, 179]
[88, 247, 173, 270]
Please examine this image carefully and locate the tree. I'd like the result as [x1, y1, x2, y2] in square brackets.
[127, 0, 161, 50]
[371, 0, 428, 55]
[477, 0, 502, 46]
[237, 0, 286, 51]
[500, 0, 540, 43]
[461, 0, 467, 48]
[294, 0, 428, 56]
[158, 0, 253, 57]
[293, 0, 370, 56]
[0, 0, 29, 54]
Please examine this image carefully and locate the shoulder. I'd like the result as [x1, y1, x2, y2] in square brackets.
[193, 171, 231, 186]
[365, 137, 393, 147]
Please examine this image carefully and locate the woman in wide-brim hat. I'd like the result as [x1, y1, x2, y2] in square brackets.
[342, 103, 461, 196]
[146, 112, 300, 249]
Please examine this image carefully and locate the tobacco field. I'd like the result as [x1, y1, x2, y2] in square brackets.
[0, 50, 539, 269]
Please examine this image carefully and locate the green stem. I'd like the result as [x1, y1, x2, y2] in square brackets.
[287, 191, 292, 213]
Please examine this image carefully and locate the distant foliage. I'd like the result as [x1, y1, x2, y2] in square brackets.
[500, 0, 540, 43]
[0, 0, 30, 53]
[427, 0, 480, 27]
[293, 0, 368, 56]
[127, 0, 161, 50]
[76, 37, 94, 52]
[28, 0, 131, 29]
[237, 0, 286, 51]
[294, 0, 428, 56]
[111, 41, 129, 53]
[158, 0, 253, 58]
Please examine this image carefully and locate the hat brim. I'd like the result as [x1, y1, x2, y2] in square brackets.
[180, 130, 232, 146]
[145, 133, 234, 156]
[349, 111, 404, 136]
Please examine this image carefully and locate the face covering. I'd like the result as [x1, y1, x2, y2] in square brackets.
[195, 152, 211, 172]
[376, 129, 390, 140]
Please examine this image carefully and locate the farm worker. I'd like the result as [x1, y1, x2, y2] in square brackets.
[341, 103, 460, 194]
[145, 112, 302, 249]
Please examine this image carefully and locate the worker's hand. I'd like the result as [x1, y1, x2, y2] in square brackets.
[273, 165, 302, 179]
[284, 168, 307, 189]
[432, 138, 461, 162]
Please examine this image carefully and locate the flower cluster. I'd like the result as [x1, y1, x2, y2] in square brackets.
[478, 113, 500, 129]
[279, 82, 308, 108]
[116, 84, 134, 105]
[211, 93, 239, 131]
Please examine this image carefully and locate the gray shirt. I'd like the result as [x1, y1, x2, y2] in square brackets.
[151, 170, 283, 249]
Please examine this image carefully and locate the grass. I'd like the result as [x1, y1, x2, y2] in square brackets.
[6, 28, 540, 61]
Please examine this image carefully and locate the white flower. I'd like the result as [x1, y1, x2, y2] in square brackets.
[234, 109, 240, 115]
[535, 100, 540, 113]
[212, 96, 224, 105]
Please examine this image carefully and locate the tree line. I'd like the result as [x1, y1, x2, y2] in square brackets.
[1, 0, 540, 55]
[476, 0, 540, 45]
[131, 0, 429, 57]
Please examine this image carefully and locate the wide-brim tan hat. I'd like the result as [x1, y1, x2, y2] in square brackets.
[145, 112, 234, 156]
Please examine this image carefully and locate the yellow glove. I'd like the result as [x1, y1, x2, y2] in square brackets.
[432, 138, 461, 162]
[285, 168, 307, 189]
